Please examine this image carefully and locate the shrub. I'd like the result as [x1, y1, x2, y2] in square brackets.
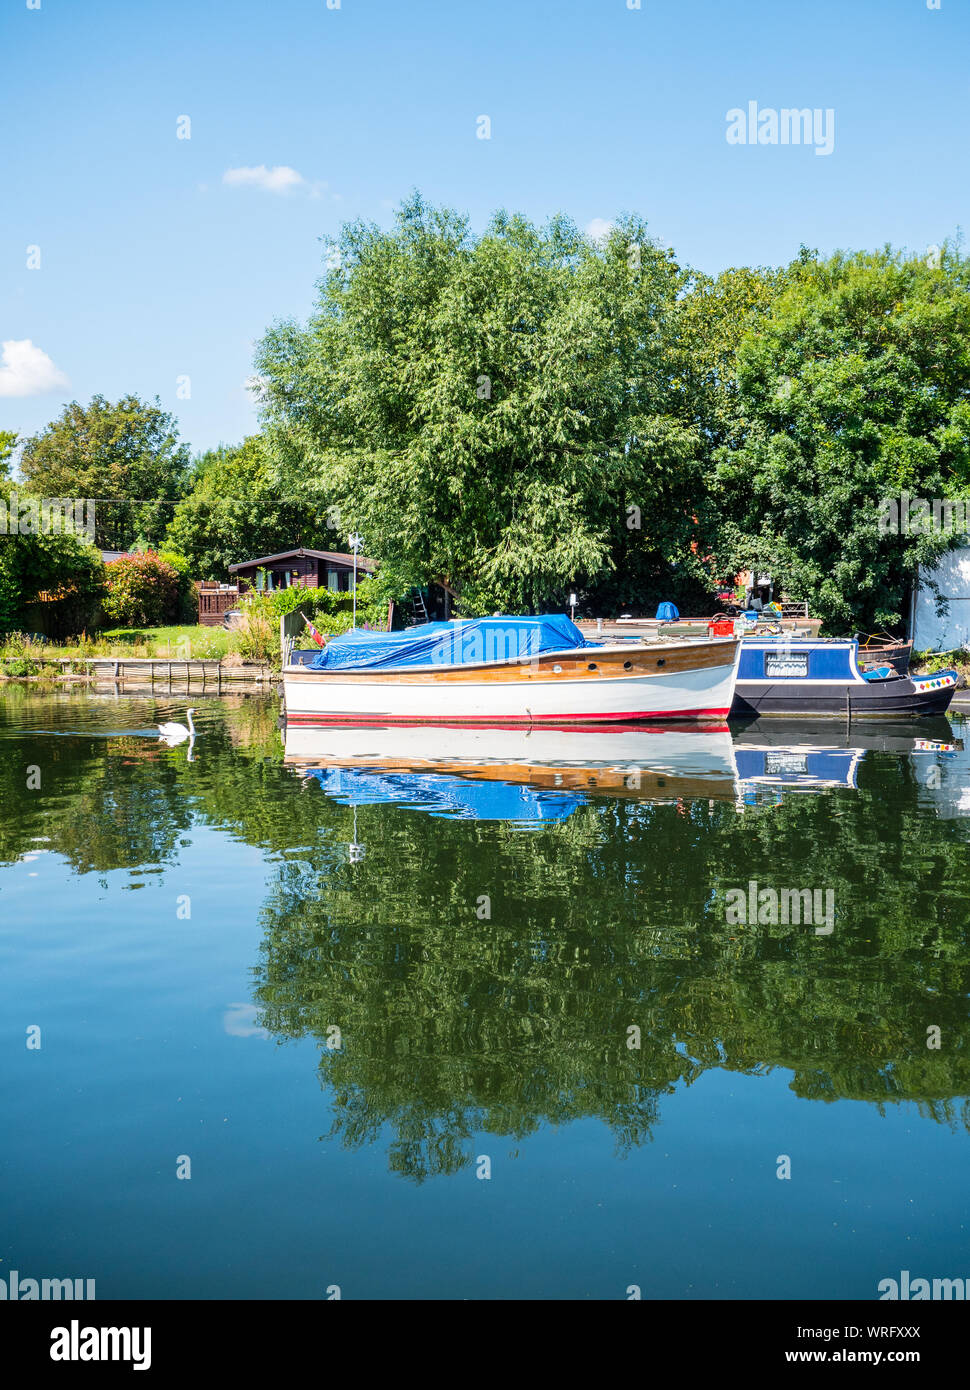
[103, 551, 180, 627]
[235, 602, 276, 663]
[157, 550, 198, 623]
[1, 658, 40, 677]
[250, 575, 387, 628]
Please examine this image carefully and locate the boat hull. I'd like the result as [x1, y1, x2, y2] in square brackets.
[283, 639, 739, 726]
[732, 676, 956, 718]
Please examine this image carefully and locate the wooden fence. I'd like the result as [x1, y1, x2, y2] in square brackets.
[198, 585, 241, 626]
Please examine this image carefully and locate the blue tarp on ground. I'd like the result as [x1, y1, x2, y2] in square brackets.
[307, 615, 597, 671]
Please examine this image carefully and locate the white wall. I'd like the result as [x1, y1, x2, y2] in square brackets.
[913, 546, 970, 651]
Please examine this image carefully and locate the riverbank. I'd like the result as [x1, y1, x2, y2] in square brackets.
[0, 656, 275, 690]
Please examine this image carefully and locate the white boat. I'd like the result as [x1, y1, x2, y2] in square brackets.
[282, 615, 739, 727]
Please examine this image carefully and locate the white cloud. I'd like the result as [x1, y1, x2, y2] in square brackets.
[244, 374, 269, 401]
[585, 218, 615, 241]
[0, 339, 69, 398]
[222, 164, 305, 194]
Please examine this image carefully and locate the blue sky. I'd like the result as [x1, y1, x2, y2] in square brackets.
[2, 0, 968, 455]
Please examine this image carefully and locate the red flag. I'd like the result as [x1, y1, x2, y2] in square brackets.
[301, 612, 328, 648]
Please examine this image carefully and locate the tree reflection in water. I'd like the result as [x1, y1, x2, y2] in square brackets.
[2, 691, 968, 1184]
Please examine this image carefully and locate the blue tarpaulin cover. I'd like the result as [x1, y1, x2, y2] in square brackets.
[307, 614, 597, 671]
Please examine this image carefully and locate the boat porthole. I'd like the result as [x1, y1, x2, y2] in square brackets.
[553, 664, 562, 673]
[588, 662, 598, 671]
[655, 658, 665, 667]
[624, 660, 633, 670]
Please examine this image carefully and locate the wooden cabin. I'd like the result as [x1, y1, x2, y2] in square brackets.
[194, 548, 378, 627]
[228, 547, 377, 594]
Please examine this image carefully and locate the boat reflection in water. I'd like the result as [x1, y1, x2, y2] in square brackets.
[732, 717, 962, 807]
[284, 721, 739, 827]
[283, 717, 962, 823]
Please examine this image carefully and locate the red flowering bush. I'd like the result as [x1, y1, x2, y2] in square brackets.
[102, 551, 180, 626]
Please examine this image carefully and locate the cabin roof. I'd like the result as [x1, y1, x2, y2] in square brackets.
[229, 547, 377, 573]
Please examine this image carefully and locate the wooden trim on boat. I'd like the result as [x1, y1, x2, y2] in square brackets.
[283, 638, 738, 685]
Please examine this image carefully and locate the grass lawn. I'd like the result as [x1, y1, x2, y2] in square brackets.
[2, 626, 239, 662]
[98, 626, 237, 658]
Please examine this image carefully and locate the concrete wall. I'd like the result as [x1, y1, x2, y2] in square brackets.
[913, 546, 970, 651]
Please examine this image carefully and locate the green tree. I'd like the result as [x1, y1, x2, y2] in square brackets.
[0, 432, 17, 478]
[711, 245, 970, 630]
[0, 479, 106, 636]
[19, 395, 190, 551]
[255, 194, 705, 614]
[165, 436, 328, 579]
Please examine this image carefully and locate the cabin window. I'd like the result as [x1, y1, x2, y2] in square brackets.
[327, 570, 339, 591]
[765, 653, 808, 678]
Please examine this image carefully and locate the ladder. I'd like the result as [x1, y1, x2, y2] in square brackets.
[410, 588, 430, 625]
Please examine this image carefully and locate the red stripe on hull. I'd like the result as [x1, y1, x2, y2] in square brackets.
[285, 707, 731, 727]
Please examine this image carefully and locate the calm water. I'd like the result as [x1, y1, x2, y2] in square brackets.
[2, 689, 968, 1300]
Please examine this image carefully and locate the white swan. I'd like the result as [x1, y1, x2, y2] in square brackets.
[157, 709, 196, 745]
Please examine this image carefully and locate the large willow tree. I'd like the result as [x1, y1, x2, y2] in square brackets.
[254, 194, 709, 614]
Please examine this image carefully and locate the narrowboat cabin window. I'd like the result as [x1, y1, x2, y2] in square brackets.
[765, 652, 809, 678]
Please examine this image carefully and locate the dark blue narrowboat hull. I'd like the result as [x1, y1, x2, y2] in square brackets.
[731, 678, 957, 717]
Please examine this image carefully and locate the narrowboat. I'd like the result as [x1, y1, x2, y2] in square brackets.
[283, 615, 739, 726]
[731, 638, 958, 717]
